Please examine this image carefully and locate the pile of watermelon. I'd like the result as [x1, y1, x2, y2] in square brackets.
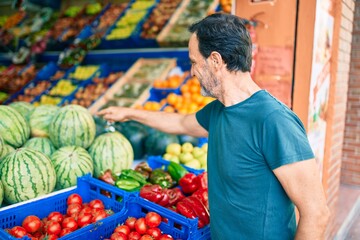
[0, 103, 134, 206]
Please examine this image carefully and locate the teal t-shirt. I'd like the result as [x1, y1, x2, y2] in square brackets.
[196, 90, 314, 240]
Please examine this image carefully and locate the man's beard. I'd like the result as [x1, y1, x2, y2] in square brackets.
[200, 86, 214, 98]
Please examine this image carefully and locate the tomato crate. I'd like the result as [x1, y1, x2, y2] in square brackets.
[85, 196, 211, 240]
[0, 174, 130, 240]
[147, 155, 205, 176]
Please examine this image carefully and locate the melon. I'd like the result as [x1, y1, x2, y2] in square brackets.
[0, 181, 3, 206]
[50, 146, 93, 190]
[88, 132, 133, 177]
[23, 137, 56, 157]
[0, 144, 15, 160]
[9, 101, 35, 122]
[0, 148, 56, 204]
[0, 135, 3, 157]
[29, 105, 60, 137]
[49, 105, 96, 149]
[0, 105, 30, 147]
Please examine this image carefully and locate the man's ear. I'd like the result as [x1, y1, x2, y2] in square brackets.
[210, 51, 223, 68]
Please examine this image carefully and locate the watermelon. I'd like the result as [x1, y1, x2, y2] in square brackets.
[30, 104, 60, 137]
[0, 181, 3, 206]
[0, 135, 3, 157]
[0, 144, 15, 160]
[9, 101, 35, 122]
[145, 130, 179, 156]
[49, 105, 96, 149]
[50, 146, 93, 190]
[0, 148, 56, 204]
[89, 132, 133, 177]
[0, 105, 30, 147]
[23, 137, 56, 157]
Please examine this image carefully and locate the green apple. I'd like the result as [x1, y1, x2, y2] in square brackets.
[201, 143, 208, 152]
[163, 153, 174, 161]
[181, 142, 194, 153]
[169, 155, 180, 163]
[197, 153, 207, 168]
[179, 152, 194, 163]
[185, 159, 201, 169]
[192, 146, 205, 159]
[166, 143, 182, 156]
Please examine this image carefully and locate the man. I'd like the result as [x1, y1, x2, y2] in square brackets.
[98, 13, 330, 240]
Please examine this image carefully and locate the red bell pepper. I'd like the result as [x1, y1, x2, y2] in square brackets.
[184, 196, 210, 227]
[157, 190, 170, 207]
[165, 188, 185, 207]
[176, 200, 197, 219]
[98, 169, 116, 185]
[179, 173, 199, 194]
[140, 184, 164, 203]
[196, 172, 208, 189]
[192, 188, 209, 209]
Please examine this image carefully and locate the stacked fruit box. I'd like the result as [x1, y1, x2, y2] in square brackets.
[88, 58, 177, 115]
[157, 0, 219, 47]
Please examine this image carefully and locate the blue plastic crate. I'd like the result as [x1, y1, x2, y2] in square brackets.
[0, 174, 130, 240]
[86, 196, 210, 240]
[147, 156, 205, 175]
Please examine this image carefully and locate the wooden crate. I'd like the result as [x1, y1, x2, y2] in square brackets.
[89, 58, 176, 114]
[157, 0, 219, 48]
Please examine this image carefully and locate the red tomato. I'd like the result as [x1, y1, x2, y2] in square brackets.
[40, 234, 58, 240]
[147, 227, 162, 239]
[159, 234, 174, 240]
[60, 228, 73, 237]
[32, 231, 43, 238]
[9, 226, 27, 238]
[47, 212, 64, 223]
[128, 231, 141, 240]
[45, 220, 61, 236]
[92, 209, 108, 222]
[145, 212, 161, 228]
[77, 212, 92, 228]
[62, 217, 78, 231]
[134, 218, 148, 235]
[67, 203, 82, 216]
[114, 224, 130, 235]
[140, 235, 155, 240]
[125, 217, 137, 230]
[110, 232, 128, 240]
[22, 215, 42, 233]
[67, 193, 83, 205]
[89, 199, 105, 209]
[80, 206, 93, 215]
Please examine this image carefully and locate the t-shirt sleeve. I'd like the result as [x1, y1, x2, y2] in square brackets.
[261, 109, 315, 170]
[196, 100, 216, 131]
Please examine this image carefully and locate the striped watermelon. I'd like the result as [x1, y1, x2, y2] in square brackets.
[50, 146, 93, 190]
[0, 148, 56, 204]
[30, 105, 60, 137]
[23, 137, 56, 157]
[0, 181, 3, 206]
[89, 132, 133, 177]
[0, 135, 3, 157]
[0, 144, 15, 160]
[9, 101, 35, 122]
[0, 105, 30, 147]
[49, 105, 96, 149]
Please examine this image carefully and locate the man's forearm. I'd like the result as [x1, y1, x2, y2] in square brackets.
[126, 108, 187, 135]
[295, 210, 330, 240]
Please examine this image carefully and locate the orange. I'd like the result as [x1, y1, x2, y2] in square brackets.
[163, 105, 175, 113]
[180, 84, 190, 94]
[166, 93, 178, 106]
[189, 84, 200, 94]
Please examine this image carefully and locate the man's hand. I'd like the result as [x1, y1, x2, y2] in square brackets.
[97, 106, 130, 122]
